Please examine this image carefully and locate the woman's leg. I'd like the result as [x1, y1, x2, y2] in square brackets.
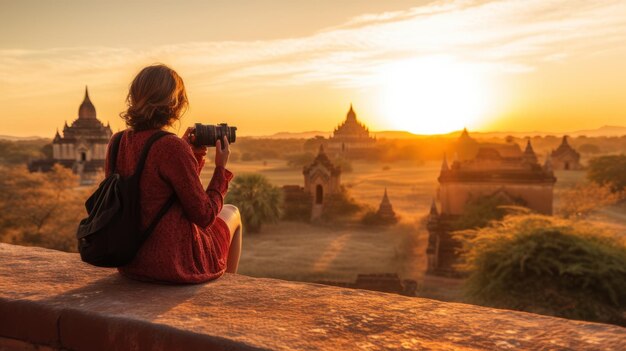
[218, 204, 242, 273]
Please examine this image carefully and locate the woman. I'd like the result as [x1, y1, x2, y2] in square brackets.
[105, 64, 242, 284]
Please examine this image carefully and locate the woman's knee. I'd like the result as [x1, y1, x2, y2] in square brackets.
[220, 204, 241, 228]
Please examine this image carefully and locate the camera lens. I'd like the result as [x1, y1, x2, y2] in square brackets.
[193, 123, 237, 147]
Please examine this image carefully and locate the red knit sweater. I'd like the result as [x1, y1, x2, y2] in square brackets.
[104, 128, 234, 284]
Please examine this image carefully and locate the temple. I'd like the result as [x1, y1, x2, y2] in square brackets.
[551, 135, 581, 170]
[28, 87, 112, 185]
[375, 188, 398, 224]
[455, 128, 480, 160]
[427, 132, 557, 276]
[326, 104, 376, 158]
[303, 145, 342, 220]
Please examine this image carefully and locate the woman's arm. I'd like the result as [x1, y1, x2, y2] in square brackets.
[158, 136, 233, 229]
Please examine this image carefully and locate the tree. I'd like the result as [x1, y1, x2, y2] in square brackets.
[285, 152, 314, 168]
[587, 154, 626, 193]
[225, 173, 282, 233]
[558, 182, 623, 218]
[578, 143, 601, 154]
[455, 214, 626, 326]
[0, 139, 50, 165]
[320, 186, 361, 220]
[0, 164, 90, 252]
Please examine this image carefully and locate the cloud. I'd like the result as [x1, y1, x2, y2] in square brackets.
[1, 0, 625, 99]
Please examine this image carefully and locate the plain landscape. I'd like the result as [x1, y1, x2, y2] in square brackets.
[201, 157, 626, 289]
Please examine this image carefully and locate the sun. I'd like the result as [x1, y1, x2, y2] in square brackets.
[376, 56, 493, 135]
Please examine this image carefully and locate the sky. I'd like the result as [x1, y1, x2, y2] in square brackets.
[1, 0, 625, 137]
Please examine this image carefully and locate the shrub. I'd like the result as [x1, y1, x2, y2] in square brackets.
[0, 164, 89, 252]
[578, 143, 601, 154]
[451, 195, 525, 230]
[0, 139, 51, 165]
[225, 173, 282, 233]
[587, 154, 626, 193]
[455, 214, 626, 326]
[331, 157, 353, 173]
[361, 208, 398, 226]
[320, 186, 362, 220]
[558, 182, 623, 218]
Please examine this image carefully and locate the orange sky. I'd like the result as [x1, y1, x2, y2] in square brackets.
[1, 0, 625, 137]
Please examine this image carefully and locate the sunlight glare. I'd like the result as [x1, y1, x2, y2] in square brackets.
[377, 56, 492, 134]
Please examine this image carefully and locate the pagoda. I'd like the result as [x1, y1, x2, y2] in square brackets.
[28, 87, 112, 185]
[455, 128, 479, 160]
[303, 145, 342, 220]
[326, 104, 376, 158]
[551, 136, 581, 170]
[375, 188, 398, 224]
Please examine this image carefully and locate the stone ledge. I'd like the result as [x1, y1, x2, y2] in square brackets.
[0, 243, 624, 351]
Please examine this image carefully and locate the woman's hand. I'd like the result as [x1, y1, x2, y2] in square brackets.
[182, 127, 207, 156]
[215, 136, 230, 168]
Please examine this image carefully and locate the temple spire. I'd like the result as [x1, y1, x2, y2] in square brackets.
[78, 86, 96, 119]
[382, 187, 390, 204]
[524, 139, 535, 154]
[544, 153, 553, 173]
[346, 103, 356, 121]
[440, 153, 449, 172]
[375, 187, 397, 224]
[523, 139, 538, 164]
[561, 135, 569, 146]
[429, 198, 439, 216]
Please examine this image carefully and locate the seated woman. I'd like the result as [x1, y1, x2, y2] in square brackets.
[105, 64, 242, 284]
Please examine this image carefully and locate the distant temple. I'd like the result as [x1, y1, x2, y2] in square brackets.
[303, 145, 342, 220]
[427, 132, 556, 276]
[281, 145, 344, 221]
[551, 136, 581, 170]
[455, 128, 480, 160]
[326, 104, 376, 158]
[28, 87, 112, 185]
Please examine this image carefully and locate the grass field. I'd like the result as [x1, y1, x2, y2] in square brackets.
[200, 158, 624, 292]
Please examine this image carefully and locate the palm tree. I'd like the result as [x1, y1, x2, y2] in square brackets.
[225, 173, 282, 233]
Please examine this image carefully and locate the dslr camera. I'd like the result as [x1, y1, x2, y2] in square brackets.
[190, 123, 237, 149]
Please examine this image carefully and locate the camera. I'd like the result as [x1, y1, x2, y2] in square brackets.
[191, 123, 237, 149]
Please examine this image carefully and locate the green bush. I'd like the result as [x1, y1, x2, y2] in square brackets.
[0, 139, 51, 165]
[225, 173, 282, 233]
[587, 154, 626, 193]
[451, 195, 525, 230]
[455, 215, 626, 326]
[320, 186, 361, 220]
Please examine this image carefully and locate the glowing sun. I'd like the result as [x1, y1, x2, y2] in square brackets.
[377, 56, 493, 135]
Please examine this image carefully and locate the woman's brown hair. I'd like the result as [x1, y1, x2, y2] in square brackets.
[120, 64, 188, 131]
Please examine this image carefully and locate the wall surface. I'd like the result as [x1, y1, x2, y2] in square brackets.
[1, 243, 625, 351]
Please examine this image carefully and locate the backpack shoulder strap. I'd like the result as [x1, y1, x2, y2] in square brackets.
[108, 131, 124, 173]
[134, 130, 174, 177]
